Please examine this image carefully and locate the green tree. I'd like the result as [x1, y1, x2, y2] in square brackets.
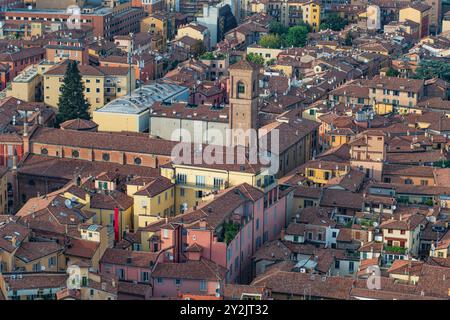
[192, 40, 206, 57]
[246, 52, 265, 66]
[258, 33, 284, 49]
[320, 13, 348, 31]
[285, 25, 309, 47]
[268, 21, 288, 35]
[386, 68, 400, 77]
[413, 60, 450, 82]
[344, 32, 353, 46]
[56, 60, 90, 124]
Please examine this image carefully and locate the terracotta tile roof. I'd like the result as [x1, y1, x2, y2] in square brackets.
[383, 164, 439, 178]
[0, 221, 31, 253]
[285, 223, 306, 236]
[2, 272, 68, 291]
[259, 112, 320, 154]
[223, 284, 269, 300]
[293, 186, 322, 199]
[30, 127, 178, 156]
[387, 150, 447, 164]
[325, 169, 365, 193]
[297, 207, 336, 226]
[90, 191, 133, 211]
[65, 238, 99, 259]
[101, 248, 158, 269]
[186, 243, 203, 253]
[358, 241, 383, 253]
[387, 259, 424, 276]
[45, 61, 104, 77]
[60, 118, 98, 131]
[408, 2, 431, 12]
[167, 183, 263, 230]
[251, 270, 353, 299]
[132, 176, 174, 198]
[336, 228, 353, 242]
[367, 75, 424, 93]
[253, 240, 292, 261]
[152, 258, 227, 281]
[320, 189, 364, 210]
[316, 143, 351, 162]
[15, 241, 63, 263]
[229, 59, 259, 71]
[415, 264, 450, 298]
[329, 81, 369, 99]
[118, 281, 152, 299]
[350, 287, 441, 300]
[18, 154, 159, 182]
[380, 213, 426, 231]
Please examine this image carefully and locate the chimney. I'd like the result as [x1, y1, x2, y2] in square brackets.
[23, 121, 28, 137]
[38, 114, 44, 126]
[12, 150, 18, 170]
[11, 235, 17, 247]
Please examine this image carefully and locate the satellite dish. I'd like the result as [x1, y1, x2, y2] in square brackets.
[372, 222, 378, 228]
[64, 199, 73, 209]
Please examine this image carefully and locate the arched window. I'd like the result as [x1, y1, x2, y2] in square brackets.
[134, 157, 142, 165]
[72, 150, 80, 158]
[237, 81, 245, 95]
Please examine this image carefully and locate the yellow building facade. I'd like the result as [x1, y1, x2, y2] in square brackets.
[301, 2, 321, 32]
[161, 164, 274, 214]
[43, 63, 133, 113]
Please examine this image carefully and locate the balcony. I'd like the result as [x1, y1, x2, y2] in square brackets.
[217, 221, 241, 245]
[176, 180, 228, 191]
[383, 245, 407, 255]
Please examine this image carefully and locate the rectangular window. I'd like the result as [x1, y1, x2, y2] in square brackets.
[176, 173, 187, 184]
[141, 271, 149, 282]
[200, 280, 207, 291]
[349, 261, 354, 273]
[48, 256, 56, 267]
[196, 175, 205, 186]
[213, 178, 224, 189]
[116, 268, 125, 280]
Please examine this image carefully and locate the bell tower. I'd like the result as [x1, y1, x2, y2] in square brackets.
[229, 59, 259, 147]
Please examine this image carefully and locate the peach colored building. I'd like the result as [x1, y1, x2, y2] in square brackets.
[349, 130, 386, 181]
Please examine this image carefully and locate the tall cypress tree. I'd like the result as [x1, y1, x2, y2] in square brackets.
[56, 60, 91, 124]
